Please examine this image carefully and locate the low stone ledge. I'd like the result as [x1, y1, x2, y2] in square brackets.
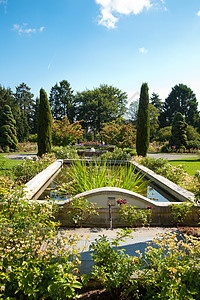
[24, 159, 63, 200]
[130, 160, 195, 203]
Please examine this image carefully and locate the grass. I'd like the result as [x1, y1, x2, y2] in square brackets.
[0, 153, 23, 176]
[169, 157, 200, 176]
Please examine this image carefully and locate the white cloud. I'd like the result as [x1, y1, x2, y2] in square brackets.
[139, 47, 148, 54]
[0, 0, 7, 5]
[12, 23, 45, 35]
[96, 0, 152, 29]
[197, 10, 200, 16]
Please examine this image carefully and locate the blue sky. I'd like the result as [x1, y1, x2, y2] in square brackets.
[0, 0, 200, 106]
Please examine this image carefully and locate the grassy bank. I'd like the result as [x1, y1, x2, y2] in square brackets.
[169, 157, 200, 176]
[0, 153, 23, 176]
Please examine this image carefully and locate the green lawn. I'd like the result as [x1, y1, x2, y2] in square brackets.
[169, 157, 200, 176]
[0, 153, 23, 176]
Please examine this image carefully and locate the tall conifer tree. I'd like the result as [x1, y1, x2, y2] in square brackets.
[136, 83, 150, 157]
[37, 89, 52, 157]
[0, 105, 18, 150]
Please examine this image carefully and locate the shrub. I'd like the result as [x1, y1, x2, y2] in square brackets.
[170, 202, 194, 226]
[63, 196, 99, 227]
[52, 116, 84, 146]
[139, 232, 200, 299]
[0, 184, 82, 299]
[123, 148, 137, 156]
[90, 229, 140, 298]
[117, 200, 152, 227]
[52, 146, 79, 159]
[10, 153, 55, 184]
[100, 147, 131, 161]
[28, 133, 38, 143]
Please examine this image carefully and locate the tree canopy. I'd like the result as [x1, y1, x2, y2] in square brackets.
[75, 84, 128, 138]
[0, 105, 18, 150]
[49, 80, 75, 123]
[160, 84, 199, 128]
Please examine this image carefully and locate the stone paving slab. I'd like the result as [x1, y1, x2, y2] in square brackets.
[60, 227, 178, 275]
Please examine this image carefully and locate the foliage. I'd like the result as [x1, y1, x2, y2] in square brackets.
[37, 88, 52, 157]
[136, 83, 150, 157]
[170, 112, 187, 149]
[156, 126, 172, 142]
[123, 148, 137, 156]
[149, 104, 159, 140]
[52, 116, 84, 146]
[28, 133, 38, 143]
[0, 183, 82, 299]
[134, 156, 197, 193]
[139, 232, 200, 299]
[100, 118, 136, 149]
[117, 200, 152, 227]
[49, 80, 75, 123]
[150, 92, 163, 114]
[17, 141, 38, 152]
[0, 105, 18, 150]
[75, 84, 128, 138]
[160, 83, 199, 128]
[10, 153, 55, 184]
[58, 159, 147, 196]
[134, 156, 188, 185]
[100, 147, 131, 161]
[90, 229, 140, 298]
[170, 202, 194, 226]
[52, 146, 79, 159]
[63, 196, 99, 227]
[126, 99, 138, 124]
[15, 82, 35, 138]
[186, 125, 200, 141]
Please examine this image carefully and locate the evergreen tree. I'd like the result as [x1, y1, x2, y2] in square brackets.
[159, 84, 199, 128]
[136, 83, 150, 157]
[49, 80, 75, 123]
[0, 105, 18, 150]
[37, 89, 52, 157]
[170, 112, 187, 149]
[150, 92, 163, 114]
[15, 83, 35, 134]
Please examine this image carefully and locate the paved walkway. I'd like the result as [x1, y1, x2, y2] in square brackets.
[61, 227, 180, 274]
[4, 153, 199, 161]
[148, 153, 198, 160]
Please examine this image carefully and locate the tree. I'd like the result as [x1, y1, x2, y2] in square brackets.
[126, 100, 139, 124]
[52, 116, 84, 146]
[15, 83, 35, 135]
[49, 80, 75, 123]
[150, 93, 163, 114]
[101, 118, 136, 149]
[136, 83, 150, 157]
[170, 112, 187, 149]
[0, 105, 18, 150]
[159, 84, 199, 128]
[186, 125, 200, 141]
[37, 89, 52, 157]
[156, 126, 172, 142]
[150, 104, 159, 140]
[0, 86, 15, 110]
[75, 84, 128, 139]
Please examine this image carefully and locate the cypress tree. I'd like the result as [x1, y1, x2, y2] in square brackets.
[0, 105, 18, 150]
[170, 112, 187, 149]
[136, 83, 150, 157]
[37, 88, 52, 157]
